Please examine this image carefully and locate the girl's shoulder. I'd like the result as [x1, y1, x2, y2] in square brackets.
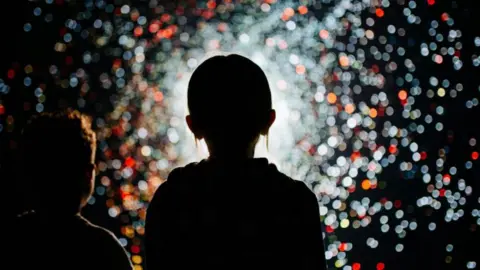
[266, 163, 313, 196]
[152, 161, 204, 194]
[155, 159, 312, 196]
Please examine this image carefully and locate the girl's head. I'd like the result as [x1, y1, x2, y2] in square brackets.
[186, 54, 276, 157]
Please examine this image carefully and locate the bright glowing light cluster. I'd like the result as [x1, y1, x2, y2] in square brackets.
[1, 0, 479, 269]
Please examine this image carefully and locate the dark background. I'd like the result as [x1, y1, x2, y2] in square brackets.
[1, 1, 479, 269]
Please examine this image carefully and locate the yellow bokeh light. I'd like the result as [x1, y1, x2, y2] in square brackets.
[437, 87, 445, 97]
[340, 219, 350, 228]
[132, 255, 143, 264]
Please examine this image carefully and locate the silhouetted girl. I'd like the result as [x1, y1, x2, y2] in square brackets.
[146, 54, 327, 270]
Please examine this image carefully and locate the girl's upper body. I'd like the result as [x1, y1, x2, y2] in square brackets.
[146, 157, 326, 270]
[145, 54, 326, 269]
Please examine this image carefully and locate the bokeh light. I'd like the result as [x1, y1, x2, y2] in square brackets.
[1, 0, 479, 269]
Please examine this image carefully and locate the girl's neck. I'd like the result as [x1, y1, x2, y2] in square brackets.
[207, 146, 255, 160]
[206, 136, 260, 160]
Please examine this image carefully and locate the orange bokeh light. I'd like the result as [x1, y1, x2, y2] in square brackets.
[339, 55, 349, 67]
[327, 93, 337, 104]
[298, 5, 308, 15]
[345, 103, 355, 114]
[361, 180, 371, 190]
[284, 7, 294, 17]
[398, 90, 407, 100]
[296, 65, 306, 75]
[319, 29, 329, 39]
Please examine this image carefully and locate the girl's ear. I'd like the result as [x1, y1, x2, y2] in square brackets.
[186, 115, 204, 139]
[260, 109, 276, 135]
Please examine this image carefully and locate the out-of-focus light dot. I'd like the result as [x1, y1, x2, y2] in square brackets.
[138, 128, 148, 139]
[277, 80, 287, 90]
[365, 30, 374, 39]
[409, 221, 417, 230]
[296, 65, 306, 75]
[465, 161, 473, 169]
[467, 261, 477, 269]
[64, 33, 72, 43]
[339, 55, 349, 67]
[24, 23, 32, 32]
[35, 103, 44, 113]
[260, 3, 271, 12]
[108, 207, 119, 217]
[138, 180, 148, 191]
[137, 16, 147, 25]
[132, 255, 142, 264]
[319, 206, 328, 216]
[436, 106, 444, 115]
[335, 259, 346, 268]
[409, 142, 418, 152]
[361, 180, 371, 190]
[87, 196, 95, 205]
[239, 33, 250, 43]
[95, 186, 105, 196]
[387, 25, 396, 34]
[94, 19, 103, 28]
[286, 20, 296, 30]
[395, 244, 404, 252]
[141, 146, 152, 157]
[33, 7, 42, 16]
[187, 58, 198, 68]
[376, 262, 385, 270]
[466, 100, 474, 108]
[167, 128, 179, 144]
[428, 222, 436, 231]
[446, 244, 454, 252]
[470, 138, 477, 146]
[319, 29, 329, 39]
[398, 90, 407, 100]
[437, 87, 446, 97]
[327, 93, 337, 104]
[118, 238, 128, 247]
[70, 77, 78, 87]
[375, 8, 384, 17]
[340, 219, 350, 228]
[121, 5, 130, 14]
[435, 122, 443, 131]
[24, 77, 32, 87]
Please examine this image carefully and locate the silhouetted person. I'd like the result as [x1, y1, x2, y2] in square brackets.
[146, 54, 327, 270]
[11, 110, 133, 270]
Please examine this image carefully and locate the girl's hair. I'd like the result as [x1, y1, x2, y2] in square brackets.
[187, 54, 272, 148]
